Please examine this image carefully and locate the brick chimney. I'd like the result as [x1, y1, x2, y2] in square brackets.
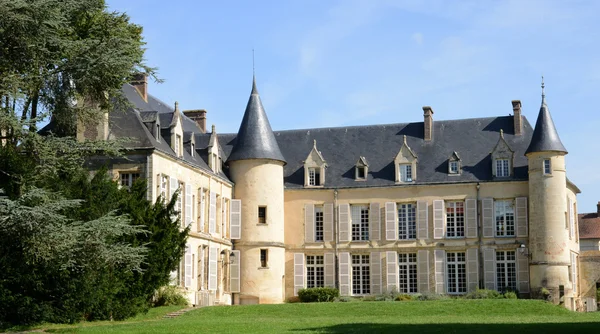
[422, 106, 434, 141]
[131, 73, 148, 102]
[512, 100, 522, 136]
[183, 109, 208, 133]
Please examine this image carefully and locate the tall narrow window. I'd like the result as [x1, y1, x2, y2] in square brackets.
[351, 255, 370, 295]
[398, 253, 418, 293]
[446, 201, 465, 238]
[176, 182, 184, 223]
[306, 255, 324, 288]
[258, 206, 267, 224]
[315, 206, 324, 242]
[495, 200, 515, 237]
[543, 159, 551, 175]
[495, 159, 509, 177]
[496, 251, 517, 292]
[260, 249, 268, 268]
[351, 205, 369, 241]
[175, 134, 182, 156]
[191, 143, 195, 157]
[160, 175, 168, 198]
[398, 203, 416, 239]
[308, 167, 321, 186]
[446, 252, 466, 294]
[399, 164, 413, 182]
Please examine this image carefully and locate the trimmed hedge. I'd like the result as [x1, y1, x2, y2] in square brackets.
[298, 287, 339, 303]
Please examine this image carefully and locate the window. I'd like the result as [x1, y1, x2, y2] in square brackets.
[222, 198, 228, 237]
[315, 206, 324, 242]
[399, 164, 413, 182]
[258, 206, 267, 224]
[356, 166, 366, 180]
[446, 201, 465, 238]
[156, 124, 161, 141]
[160, 175, 168, 198]
[449, 161, 459, 174]
[260, 249, 268, 268]
[495, 200, 515, 237]
[398, 253, 418, 293]
[198, 246, 205, 290]
[446, 252, 466, 294]
[495, 159, 509, 177]
[191, 143, 195, 157]
[308, 167, 321, 186]
[351, 205, 369, 241]
[120, 172, 140, 188]
[351, 255, 370, 295]
[496, 251, 517, 292]
[571, 253, 578, 293]
[175, 134, 182, 156]
[398, 203, 416, 239]
[177, 182, 184, 224]
[543, 159, 551, 175]
[306, 255, 324, 288]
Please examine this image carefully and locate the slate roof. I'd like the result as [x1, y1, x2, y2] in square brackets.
[578, 213, 600, 239]
[218, 115, 535, 189]
[525, 94, 567, 155]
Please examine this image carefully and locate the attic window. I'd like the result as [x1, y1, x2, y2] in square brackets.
[449, 161, 459, 174]
[175, 134, 182, 157]
[356, 166, 366, 180]
[156, 123, 160, 142]
[495, 159, 510, 177]
[308, 167, 321, 186]
[398, 164, 413, 182]
[191, 143, 195, 157]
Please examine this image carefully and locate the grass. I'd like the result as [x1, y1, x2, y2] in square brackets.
[13, 300, 600, 333]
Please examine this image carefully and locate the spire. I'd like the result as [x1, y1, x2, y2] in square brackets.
[525, 79, 567, 155]
[227, 76, 286, 164]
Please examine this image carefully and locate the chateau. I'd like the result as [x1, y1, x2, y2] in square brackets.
[78, 75, 598, 310]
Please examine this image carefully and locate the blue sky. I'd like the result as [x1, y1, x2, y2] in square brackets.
[107, 0, 600, 213]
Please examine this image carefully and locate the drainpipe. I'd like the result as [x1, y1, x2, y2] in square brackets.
[476, 182, 482, 289]
[334, 189, 339, 290]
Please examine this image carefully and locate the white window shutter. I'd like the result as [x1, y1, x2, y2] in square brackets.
[465, 199, 477, 238]
[208, 247, 218, 291]
[434, 249, 445, 293]
[339, 252, 351, 296]
[568, 198, 575, 239]
[517, 249, 530, 293]
[370, 252, 382, 295]
[185, 184, 192, 227]
[324, 253, 335, 288]
[199, 189, 206, 232]
[433, 200, 444, 239]
[516, 197, 528, 237]
[293, 253, 304, 296]
[466, 248, 479, 292]
[184, 245, 192, 288]
[571, 253, 578, 294]
[482, 198, 494, 238]
[386, 251, 398, 292]
[338, 204, 350, 242]
[222, 197, 226, 235]
[417, 200, 429, 239]
[305, 204, 315, 243]
[230, 250, 241, 293]
[209, 191, 216, 234]
[169, 176, 178, 202]
[369, 202, 380, 241]
[323, 203, 334, 242]
[417, 250, 430, 293]
[230, 199, 242, 239]
[483, 248, 496, 291]
[385, 202, 398, 241]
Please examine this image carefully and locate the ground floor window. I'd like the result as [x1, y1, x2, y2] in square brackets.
[398, 253, 417, 293]
[352, 254, 370, 295]
[306, 255, 324, 288]
[446, 252, 466, 294]
[496, 250, 517, 292]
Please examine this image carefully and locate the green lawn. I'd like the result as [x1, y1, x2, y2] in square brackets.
[27, 300, 600, 333]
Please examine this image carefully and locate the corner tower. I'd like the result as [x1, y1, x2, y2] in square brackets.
[227, 77, 286, 304]
[525, 80, 570, 302]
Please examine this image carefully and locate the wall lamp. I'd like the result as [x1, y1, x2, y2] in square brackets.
[220, 250, 236, 265]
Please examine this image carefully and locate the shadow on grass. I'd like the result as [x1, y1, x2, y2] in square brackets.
[295, 322, 600, 334]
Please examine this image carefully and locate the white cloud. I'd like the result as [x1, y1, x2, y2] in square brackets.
[412, 32, 424, 46]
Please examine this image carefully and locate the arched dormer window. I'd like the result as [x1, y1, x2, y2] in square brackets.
[304, 140, 327, 187]
[395, 135, 418, 183]
[491, 129, 514, 178]
[355, 156, 369, 181]
[448, 151, 461, 175]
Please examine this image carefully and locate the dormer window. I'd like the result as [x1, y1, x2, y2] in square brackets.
[304, 140, 327, 187]
[491, 130, 514, 178]
[191, 143, 195, 157]
[357, 166, 366, 179]
[495, 159, 509, 177]
[355, 156, 369, 181]
[398, 164, 413, 182]
[449, 161, 459, 174]
[308, 167, 320, 186]
[448, 152, 461, 175]
[156, 123, 161, 142]
[175, 134, 182, 157]
[394, 135, 417, 183]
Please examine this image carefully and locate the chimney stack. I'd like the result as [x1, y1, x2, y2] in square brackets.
[183, 109, 208, 133]
[131, 73, 148, 102]
[422, 106, 434, 141]
[512, 100, 522, 136]
[597, 201, 600, 215]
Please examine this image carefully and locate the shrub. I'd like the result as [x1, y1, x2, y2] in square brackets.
[395, 294, 414, 301]
[416, 293, 449, 301]
[298, 287, 339, 303]
[153, 286, 189, 307]
[596, 288, 600, 302]
[464, 289, 502, 299]
[333, 296, 353, 302]
[504, 291, 518, 299]
[286, 296, 301, 303]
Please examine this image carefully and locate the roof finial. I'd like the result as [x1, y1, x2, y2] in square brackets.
[211, 124, 216, 133]
[174, 101, 179, 112]
[313, 139, 317, 148]
[500, 128, 504, 138]
[541, 75, 545, 99]
[403, 135, 407, 144]
[252, 48, 255, 77]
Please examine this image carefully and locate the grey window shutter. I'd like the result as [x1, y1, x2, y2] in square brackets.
[339, 252, 351, 296]
[230, 250, 241, 293]
[465, 199, 477, 238]
[208, 247, 218, 291]
[184, 245, 192, 288]
[185, 185, 192, 227]
[434, 249, 445, 293]
[483, 248, 496, 290]
[293, 253, 304, 296]
[417, 250, 430, 293]
[370, 252, 382, 295]
[338, 204, 350, 242]
[386, 251, 398, 292]
[466, 248, 479, 292]
[482, 198, 494, 238]
[517, 249, 530, 293]
[230, 199, 242, 239]
[209, 191, 216, 234]
[385, 202, 398, 241]
[324, 203, 334, 242]
[417, 200, 429, 239]
[305, 204, 315, 243]
[516, 197, 528, 237]
[433, 200, 445, 239]
[324, 253, 335, 287]
[369, 202, 381, 241]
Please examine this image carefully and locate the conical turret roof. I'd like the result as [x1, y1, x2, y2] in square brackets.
[227, 77, 286, 164]
[525, 84, 567, 155]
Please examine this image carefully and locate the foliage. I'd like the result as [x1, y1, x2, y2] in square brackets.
[504, 291, 518, 299]
[152, 286, 189, 307]
[395, 294, 414, 301]
[597, 288, 600, 302]
[464, 289, 503, 299]
[415, 293, 450, 301]
[297, 287, 339, 303]
[285, 296, 301, 303]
